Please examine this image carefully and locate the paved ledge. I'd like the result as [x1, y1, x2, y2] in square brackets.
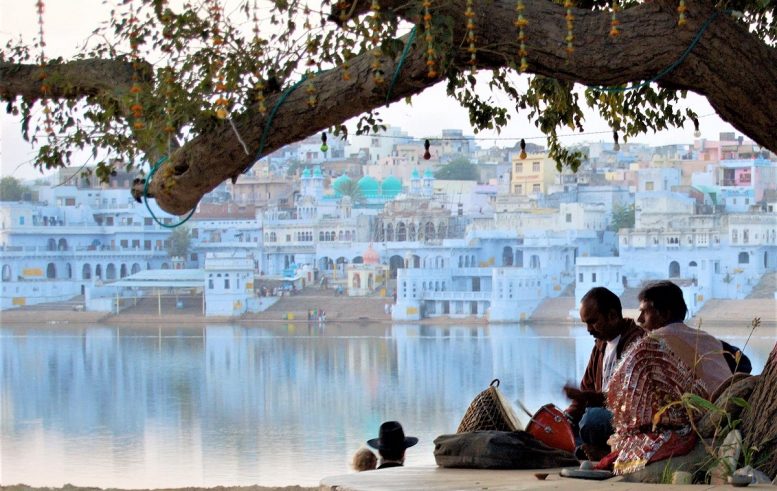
[319, 465, 774, 490]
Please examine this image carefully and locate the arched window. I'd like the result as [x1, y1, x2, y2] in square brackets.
[459, 255, 463, 268]
[339, 230, 344, 241]
[120, 264, 128, 278]
[385, 224, 394, 242]
[47, 238, 56, 251]
[66, 263, 72, 279]
[738, 252, 749, 264]
[131, 263, 141, 274]
[106, 263, 116, 279]
[689, 261, 698, 268]
[502, 246, 514, 266]
[2, 264, 12, 281]
[396, 222, 407, 241]
[668, 261, 680, 277]
[319, 231, 324, 241]
[58, 238, 68, 250]
[408, 223, 416, 241]
[95, 264, 102, 279]
[438, 222, 447, 239]
[425, 222, 435, 240]
[82, 264, 91, 280]
[46, 263, 57, 279]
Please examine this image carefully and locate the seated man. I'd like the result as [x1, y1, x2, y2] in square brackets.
[601, 281, 734, 475]
[564, 287, 644, 461]
[367, 421, 418, 469]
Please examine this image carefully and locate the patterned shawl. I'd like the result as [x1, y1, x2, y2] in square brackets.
[601, 323, 730, 475]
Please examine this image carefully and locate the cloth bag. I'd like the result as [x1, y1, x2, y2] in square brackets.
[457, 379, 523, 433]
[433, 430, 579, 469]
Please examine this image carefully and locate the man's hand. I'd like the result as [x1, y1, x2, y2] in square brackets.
[563, 384, 605, 407]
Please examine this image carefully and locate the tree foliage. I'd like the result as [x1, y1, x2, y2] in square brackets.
[0, 176, 31, 201]
[609, 203, 636, 231]
[334, 177, 365, 203]
[167, 226, 190, 258]
[0, 0, 775, 215]
[435, 156, 479, 181]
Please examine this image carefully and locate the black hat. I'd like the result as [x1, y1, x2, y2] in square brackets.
[367, 421, 418, 451]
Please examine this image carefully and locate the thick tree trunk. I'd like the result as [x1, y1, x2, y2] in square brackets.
[741, 342, 777, 479]
[1, 1, 775, 215]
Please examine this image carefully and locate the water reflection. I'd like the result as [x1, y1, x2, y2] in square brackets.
[1, 323, 773, 488]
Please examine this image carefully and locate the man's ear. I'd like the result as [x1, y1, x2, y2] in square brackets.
[607, 309, 621, 323]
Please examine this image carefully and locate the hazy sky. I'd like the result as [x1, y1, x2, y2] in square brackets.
[0, 0, 739, 181]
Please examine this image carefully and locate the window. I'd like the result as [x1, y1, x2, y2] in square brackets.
[209, 279, 214, 289]
[120, 240, 128, 248]
[566, 213, 572, 223]
[515, 163, 523, 173]
[225, 279, 230, 289]
[645, 181, 654, 191]
[532, 162, 540, 172]
[532, 183, 541, 193]
[515, 184, 523, 195]
[145, 217, 152, 226]
[19, 216, 24, 225]
[579, 273, 584, 282]
[732, 230, 738, 243]
[592, 273, 597, 282]
[286, 234, 291, 242]
[738, 252, 749, 264]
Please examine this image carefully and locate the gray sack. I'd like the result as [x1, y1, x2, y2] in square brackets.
[434, 430, 579, 469]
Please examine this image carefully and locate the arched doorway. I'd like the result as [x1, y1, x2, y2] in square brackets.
[58, 238, 68, 250]
[120, 264, 128, 278]
[106, 263, 116, 279]
[82, 264, 92, 280]
[668, 261, 680, 278]
[389, 255, 404, 279]
[131, 263, 141, 274]
[95, 264, 102, 279]
[46, 263, 56, 278]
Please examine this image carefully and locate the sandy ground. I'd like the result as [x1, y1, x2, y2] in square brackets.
[1, 293, 773, 327]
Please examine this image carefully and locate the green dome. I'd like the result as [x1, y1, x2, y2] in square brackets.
[357, 175, 379, 197]
[332, 174, 352, 196]
[301, 167, 311, 178]
[381, 176, 402, 197]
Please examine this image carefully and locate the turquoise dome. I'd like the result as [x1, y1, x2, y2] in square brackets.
[313, 165, 323, 178]
[424, 168, 435, 178]
[301, 167, 311, 178]
[357, 175, 379, 198]
[411, 168, 421, 179]
[332, 174, 352, 196]
[381, 176, 402, 197]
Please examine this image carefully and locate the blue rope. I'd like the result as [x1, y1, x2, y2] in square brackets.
[143, 155, 196, 228]
[244, 75, 308, 173]
[386, 27, 418, 105]
[590, 10, 721, 93]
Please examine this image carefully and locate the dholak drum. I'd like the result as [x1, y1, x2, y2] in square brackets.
[525, 404, 576, 454]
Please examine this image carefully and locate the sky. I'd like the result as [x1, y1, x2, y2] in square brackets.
[0, 0, 739, 181]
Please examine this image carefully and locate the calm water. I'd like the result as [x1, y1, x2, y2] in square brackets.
[1, 322, 774, 487]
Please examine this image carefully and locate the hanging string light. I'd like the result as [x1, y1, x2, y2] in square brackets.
[423, 139, 432, 160]
[370, 0, 384, 85]
[564, 0, 575, 57]
[304, 5, 318, 107]
[515, 0, 528, 72]
[35, 0, 54, 135]
[320, 132, 329, 153]
[251, 0, 267, 115]
[610, 0, 620, 37]
[423, 0, 437, 78]
[208, 0, 230, 119]
[677, 0, 687, 27]
[692, 116, 701, 137]
[465, 0, 477, 74]
[128, 1, 145, 129]
[519, 138, 527, 159]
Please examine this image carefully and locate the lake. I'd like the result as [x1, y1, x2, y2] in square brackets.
[1, 322, 773, 488]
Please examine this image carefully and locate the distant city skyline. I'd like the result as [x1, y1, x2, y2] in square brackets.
[0, 0, 739, 181]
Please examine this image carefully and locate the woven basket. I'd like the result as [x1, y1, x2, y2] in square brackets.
[457, 379, 523, 433]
